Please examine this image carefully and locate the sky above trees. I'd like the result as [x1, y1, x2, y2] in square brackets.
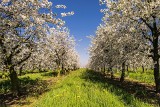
[53, 0, 104, 67]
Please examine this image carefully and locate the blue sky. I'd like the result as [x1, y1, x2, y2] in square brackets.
[52, 0, 104, 67]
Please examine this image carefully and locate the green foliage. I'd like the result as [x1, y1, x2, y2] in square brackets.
[34, 69, 153, 107]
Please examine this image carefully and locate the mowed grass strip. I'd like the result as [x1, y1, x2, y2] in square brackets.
[34, 69, 154, 107]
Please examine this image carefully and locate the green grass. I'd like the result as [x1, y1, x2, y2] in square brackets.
[115, 69, 155, 85]
[34, 69, 154, 107]
[0, 71, 9, 79]
[0, 71, 57, 94]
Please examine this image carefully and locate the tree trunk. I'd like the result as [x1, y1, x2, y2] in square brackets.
[110, 67, 114, 79]
[153, 58, 160, 93]
[104, 66, 106, 72]
[9, 67, 20, 96]
[120, 62, 125, 82]
[141, 16, 160, 92]
[103, 65, 106, 73]
[57, 65, 61, 77]
[132, 64, 135, 72]
[152, 22, 160, 93]
[107, 68, 110, 74]
[153, 40, 160, 92]
[111, 71, 114, 79]
[19, 64, 24, 76]
[61, 64, 64, 74]
[142, 65, 145, 73]
[126, 65, 129, 71]
[101, 67, 103, 72]
[39, 68, 42, 72]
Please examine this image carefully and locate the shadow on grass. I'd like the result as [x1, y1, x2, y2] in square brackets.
[81, 69, 160, 106]
[41, 71, 58, 77]
[0, 76, 50, 106]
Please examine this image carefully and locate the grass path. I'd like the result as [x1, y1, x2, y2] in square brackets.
[33, 69, 154, 107]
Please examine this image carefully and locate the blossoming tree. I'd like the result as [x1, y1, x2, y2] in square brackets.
[0, 0, 76, 95]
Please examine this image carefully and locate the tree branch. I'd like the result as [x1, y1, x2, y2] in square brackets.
[14, 53, 31, 66]
[141, 31, 153, 43]
[140, 18, 153, 31]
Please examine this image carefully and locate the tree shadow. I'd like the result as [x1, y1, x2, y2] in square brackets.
[81, 69, 160, 106]
[41, 71, 58, 77]
[0, 76, 50, 106]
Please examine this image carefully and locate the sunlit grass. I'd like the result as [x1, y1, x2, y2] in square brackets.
[115, 69, 154, 85]
[34, 69, 154, 107]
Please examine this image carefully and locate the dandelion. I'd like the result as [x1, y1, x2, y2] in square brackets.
[77, 96, 80, 98]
